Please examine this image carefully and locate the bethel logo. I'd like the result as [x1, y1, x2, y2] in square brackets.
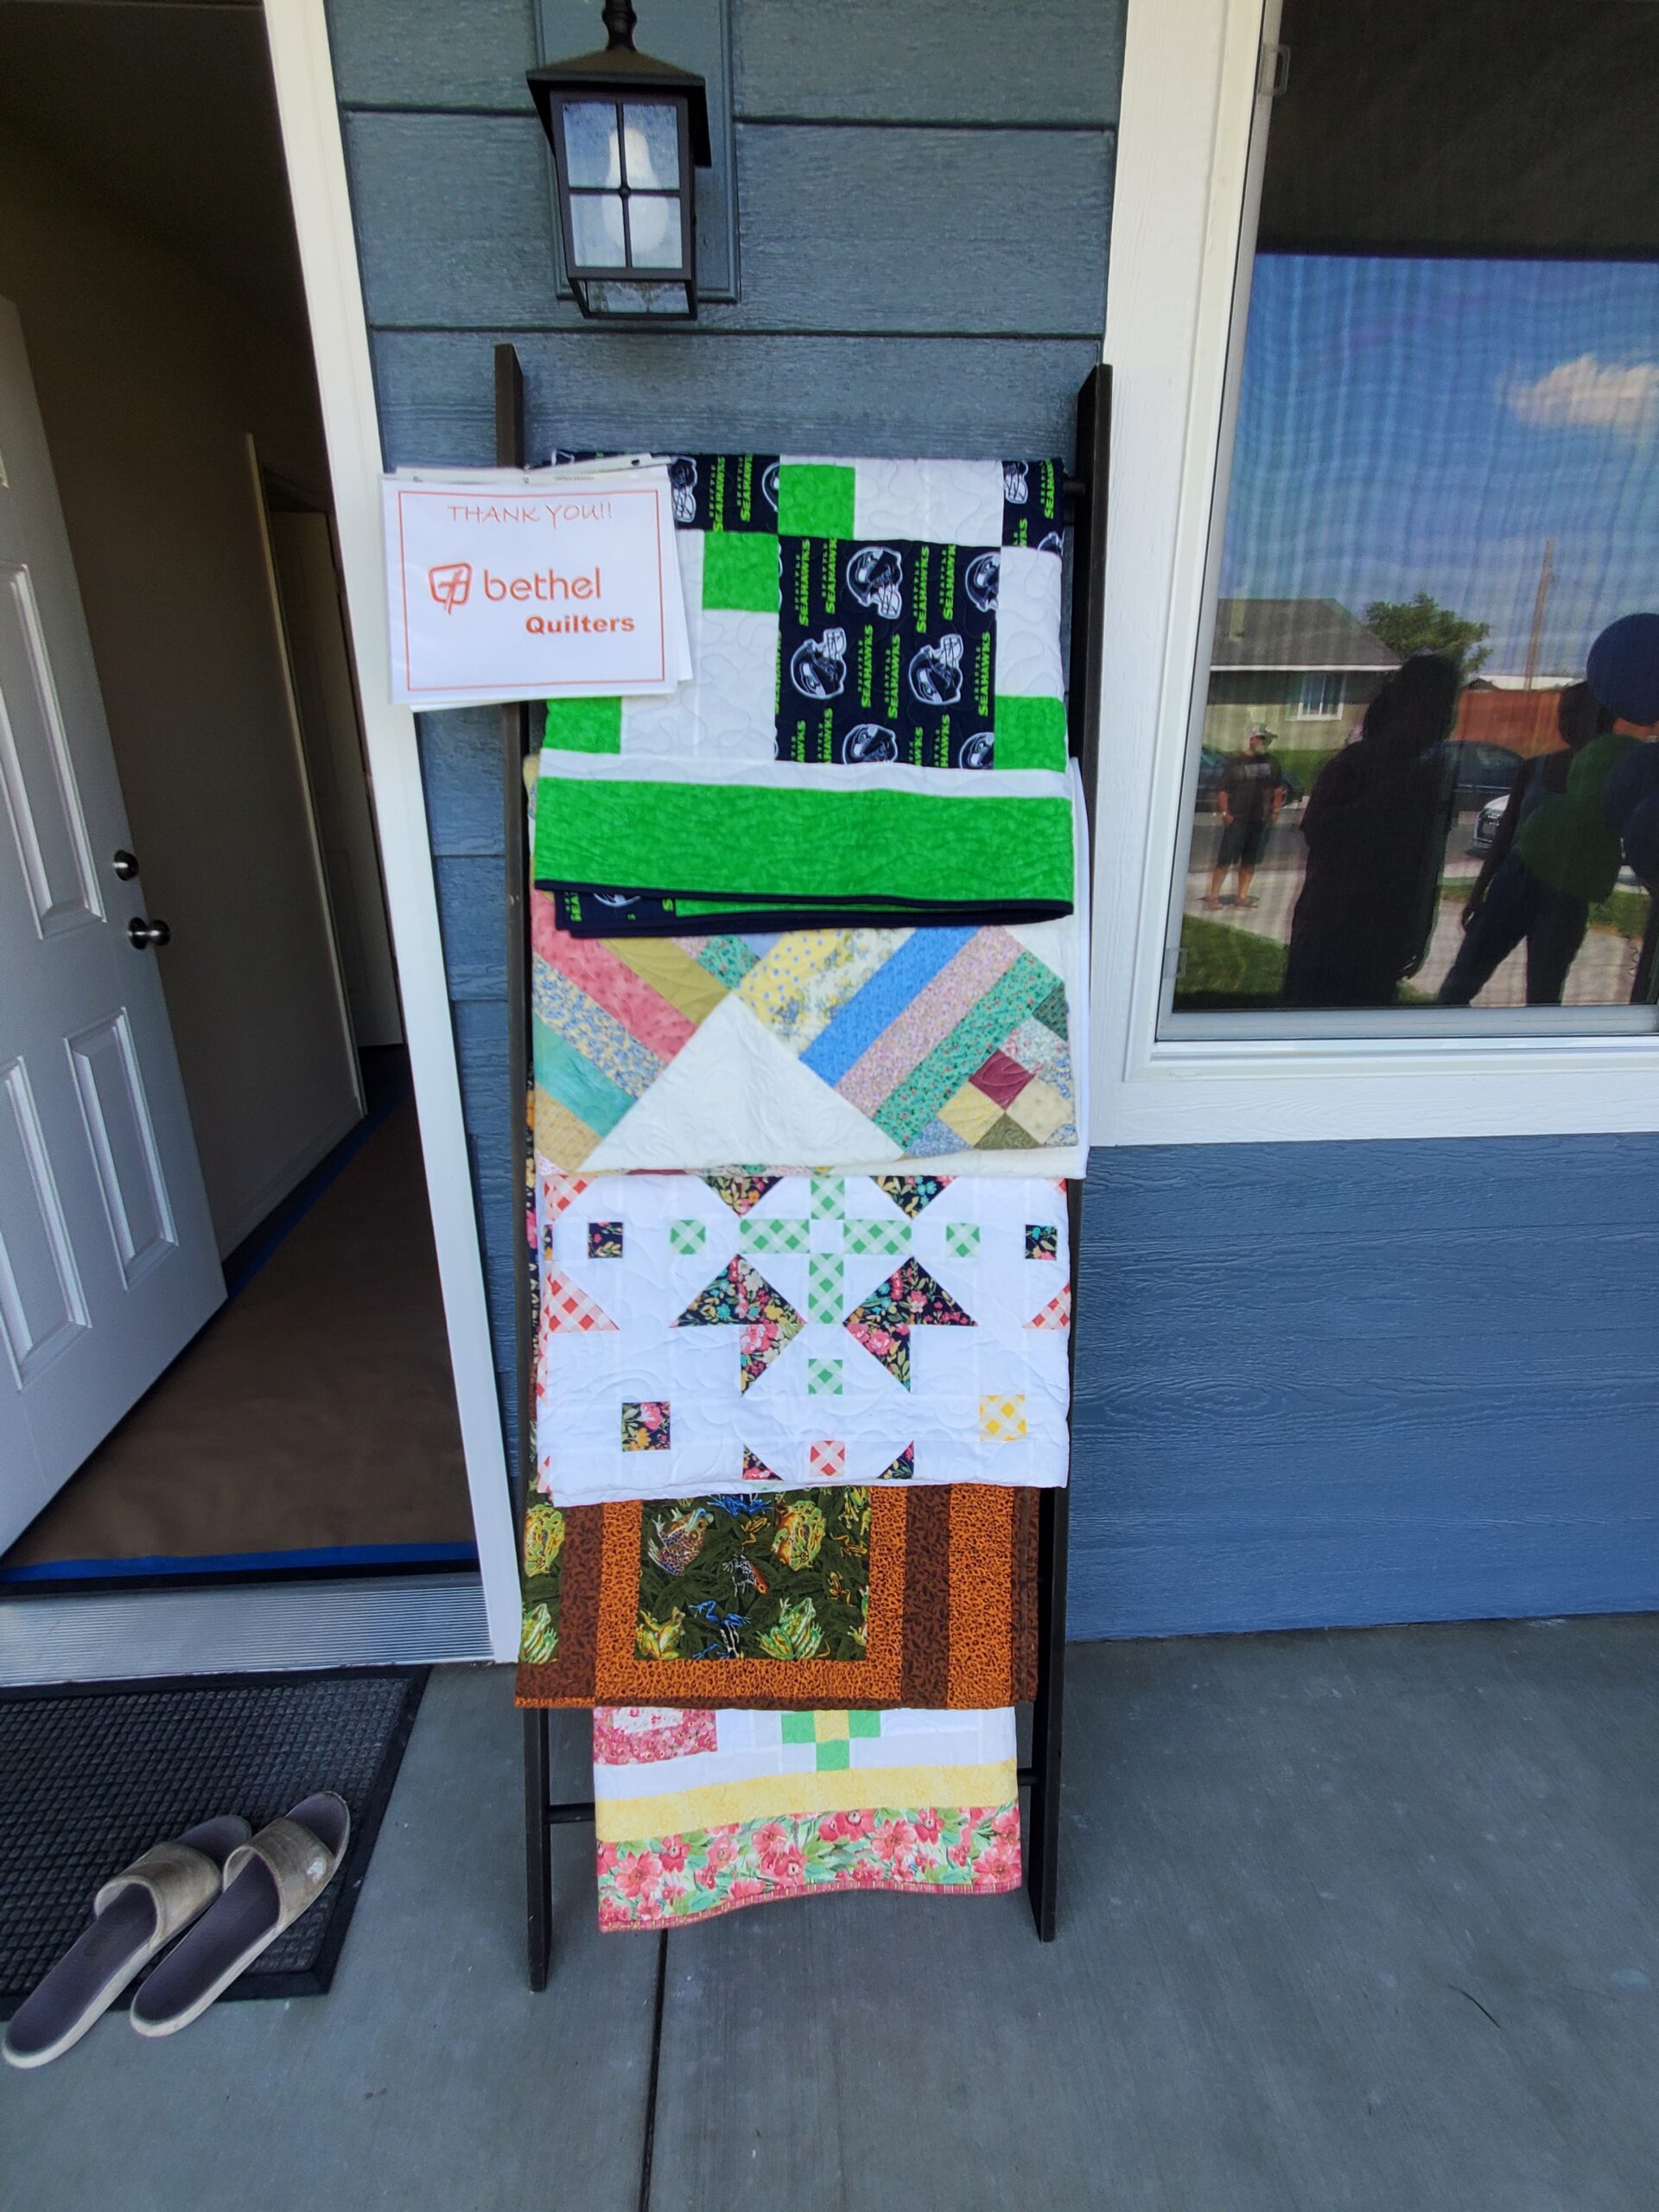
[429, 560, 472, 613]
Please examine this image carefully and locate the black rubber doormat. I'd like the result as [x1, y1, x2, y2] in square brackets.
[0, 1667, 426, 2018]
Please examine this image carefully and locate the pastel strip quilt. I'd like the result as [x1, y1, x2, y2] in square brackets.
[531, 1167, 1071, 1503]
[529, 764, 1088, 1177]
[593, 1703, 1020, 1929]
[513, 1484, 1040, 1711]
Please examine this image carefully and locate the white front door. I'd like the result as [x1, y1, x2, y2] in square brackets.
[0, 298, 223, 1547]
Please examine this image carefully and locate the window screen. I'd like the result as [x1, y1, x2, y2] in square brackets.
[1166, 0, 1659, 1027]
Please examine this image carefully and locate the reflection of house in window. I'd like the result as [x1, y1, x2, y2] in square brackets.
[1206, 598, 1399, 747]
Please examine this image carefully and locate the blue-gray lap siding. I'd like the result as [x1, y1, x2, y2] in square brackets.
[327, 0, 1118, 1468]
[327, 0, 1659, 1638]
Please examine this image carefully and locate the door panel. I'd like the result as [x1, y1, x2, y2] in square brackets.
[0, 563, 101, 934]
[0, 1057, 88, 1377]
[67, 1011, 175, 1283]
[0, 296, 223, 1547]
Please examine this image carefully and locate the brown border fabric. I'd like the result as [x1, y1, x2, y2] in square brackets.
[515, 1486, 1037, 1711]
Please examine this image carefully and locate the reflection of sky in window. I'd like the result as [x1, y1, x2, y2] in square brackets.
[1217, 256, 1659, 675]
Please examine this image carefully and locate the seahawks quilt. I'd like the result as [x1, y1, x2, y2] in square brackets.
[533, 454, 1073, 931]
[531, 1166, 1072, 1506]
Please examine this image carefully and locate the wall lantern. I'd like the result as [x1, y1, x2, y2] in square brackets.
[527, 0, 712, 321]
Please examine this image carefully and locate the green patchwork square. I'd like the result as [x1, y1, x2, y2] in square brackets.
[807, 1357, 843, 1396]
[945, 1223, 981, 1259]
[694, 936, 762, 988]
[810, 1174, 844, 1220]
[543, 696, 622, 754]
[808, 1255, 843, 1323]
[994, 695, 1068, 772]
[845, 1217, 910, 1257]
[781, 1712, 816, 1745]
[848, 1709, 881, 1738]
[814, 1739, 851, 1772]
[669, 1220, 705, 1255]
[702, 531, 780, 613]
[741, 1217, 810, 1254]
[777, 463, 856, 540]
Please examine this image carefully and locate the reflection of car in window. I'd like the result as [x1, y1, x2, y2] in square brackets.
[1468, 792, 1506, 857]
[1440, 741, 1523, 813]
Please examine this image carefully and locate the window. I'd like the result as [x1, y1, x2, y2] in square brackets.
[1164, 0, 1659, 1033]
[1295, 672, 1344, 721]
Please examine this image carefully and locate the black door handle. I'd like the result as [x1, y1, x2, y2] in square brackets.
[126, 917, 171, 950]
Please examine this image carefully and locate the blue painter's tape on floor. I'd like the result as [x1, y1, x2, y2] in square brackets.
[0, 1542, 480, 1586]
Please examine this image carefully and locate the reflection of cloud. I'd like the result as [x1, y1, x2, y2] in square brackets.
[1505, 353, 1659, 440]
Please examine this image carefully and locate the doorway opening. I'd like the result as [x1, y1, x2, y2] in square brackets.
[0, 0, 479, 1612]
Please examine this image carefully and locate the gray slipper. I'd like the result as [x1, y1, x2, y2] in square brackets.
[130, 1794, 351, 2037]
[3, 1817, 251, 2069]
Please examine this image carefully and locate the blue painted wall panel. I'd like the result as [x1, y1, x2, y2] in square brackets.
[1071, 1141, 1659, 1637]
[342, 115, 1111, 335]
[369, 332, 1104, 473]
[327, 0, 1123, 126]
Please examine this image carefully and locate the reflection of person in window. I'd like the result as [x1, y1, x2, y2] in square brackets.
[1205, 724, 1286, 910]
[1437, 682, 1618, 1006]
[1581, 614, 1659, 1002]
[1281, 655, 1459, 1007]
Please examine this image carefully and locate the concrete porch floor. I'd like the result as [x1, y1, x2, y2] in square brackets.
[3, 1618, 1656, 2210]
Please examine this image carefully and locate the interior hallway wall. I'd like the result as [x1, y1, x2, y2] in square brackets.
[0, 130, 359, 1253]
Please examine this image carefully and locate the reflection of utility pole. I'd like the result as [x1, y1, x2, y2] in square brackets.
[1523, 537, 1555, 689]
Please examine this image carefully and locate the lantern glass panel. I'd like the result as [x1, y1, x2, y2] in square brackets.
[569, 192, 626, 268]
[582, 279, 692, 316]
[626, 194, 683, 269]
[620, 102, 678, 190]
[561, 100, 620, 188]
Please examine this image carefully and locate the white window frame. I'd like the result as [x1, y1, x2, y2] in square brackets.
[1294, 671, 1344, 721]
[1090, 0, 1659, 1146]
[265, 0, 522, 1657]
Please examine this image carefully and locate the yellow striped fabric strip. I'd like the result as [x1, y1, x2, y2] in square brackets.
[604, 938, 729, 1026]
[532, 1089, 601, 1171]
[595, 1760, 1015, 1844]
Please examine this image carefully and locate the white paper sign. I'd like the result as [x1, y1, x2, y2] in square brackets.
[381, 467, 689, 708]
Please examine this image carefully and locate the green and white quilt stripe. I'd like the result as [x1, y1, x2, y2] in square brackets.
[532, 753, 1077, 914]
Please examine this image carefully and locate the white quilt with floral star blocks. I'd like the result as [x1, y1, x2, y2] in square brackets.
[533, 1164, 1071, 1504]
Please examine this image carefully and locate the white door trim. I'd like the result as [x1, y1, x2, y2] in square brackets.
[0, 1574, 491, 1687]
[264, 0, 521, 1658]
[1092, 0, 1659, 1146]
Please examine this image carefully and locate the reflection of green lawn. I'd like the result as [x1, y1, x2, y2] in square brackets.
[1174, 918, 1286, 1007]
[1174, 917, 1432, 1008]
[1436, 877, 1650, 941]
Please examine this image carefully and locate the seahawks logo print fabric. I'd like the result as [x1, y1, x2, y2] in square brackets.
[779, 537, 997, 770]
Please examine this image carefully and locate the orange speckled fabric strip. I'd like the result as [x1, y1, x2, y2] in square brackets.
[948, 1484, 1015, 1709]
[515, 1486, 1036, 1711]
